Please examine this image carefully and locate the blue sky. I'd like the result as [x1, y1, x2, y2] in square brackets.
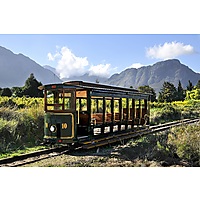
[0, 34, 199, 79]
[0, 1, 200, 79]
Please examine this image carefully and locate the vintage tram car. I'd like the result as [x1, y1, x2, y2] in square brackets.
[41, 81, 150, 145]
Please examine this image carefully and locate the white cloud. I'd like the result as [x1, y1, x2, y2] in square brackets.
[47, 52, 60, 61]
[47, 53, 55, 61]
[88, 64, 112, 78]
[146, 41, 195, 60]
[48, 47, 89, 79]
[48, 46, 116, 79]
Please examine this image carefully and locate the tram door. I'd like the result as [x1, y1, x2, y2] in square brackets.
[76, 90, 90, 136]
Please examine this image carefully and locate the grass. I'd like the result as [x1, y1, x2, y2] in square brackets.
[168, 123, 200, 165]
[0, 145, 48, 159]
[0, 102, 44, 154]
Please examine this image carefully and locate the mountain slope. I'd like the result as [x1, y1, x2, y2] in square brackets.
[106, 59, 200, 93]
[0, 46, 61, 88]
[62, 73, 107, 83]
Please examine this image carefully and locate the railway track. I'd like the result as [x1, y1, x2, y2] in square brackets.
[0, 146, 71, 167]
[0, 118, 199, 167]
[81, 118, 200, 149]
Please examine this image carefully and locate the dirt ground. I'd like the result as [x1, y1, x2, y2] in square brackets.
[23, 134, 190, 167]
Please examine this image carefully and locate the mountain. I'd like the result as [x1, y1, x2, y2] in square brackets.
[0, 46, 62, 88]
[43, 65, 60, 77]
[62, 73, 107, 83]
[105, 59, 200, 94]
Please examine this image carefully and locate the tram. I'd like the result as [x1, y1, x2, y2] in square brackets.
[40, 81, 150, 144]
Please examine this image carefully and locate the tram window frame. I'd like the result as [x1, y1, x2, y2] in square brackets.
[122, 98, 127, 120]
[105, 98, 112, 123]
[135, 100, 140, 118]
[45, 89, 75, 111]
[128, 98, 133, 120]
[90, 97, 104, 125]
[114, 99, 120, 122]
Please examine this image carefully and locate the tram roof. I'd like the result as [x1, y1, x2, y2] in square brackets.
[42, 81, 151, 99]
[65, 81, 139, 92]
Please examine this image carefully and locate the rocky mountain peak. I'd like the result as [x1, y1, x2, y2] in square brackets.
[0, 46, 62, 88]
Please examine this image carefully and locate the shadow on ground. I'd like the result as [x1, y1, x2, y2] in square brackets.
[68, 133, 193, 167]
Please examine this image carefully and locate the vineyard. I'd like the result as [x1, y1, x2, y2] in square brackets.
[0, 97, 44, 155]
[0, 96, 200, 165]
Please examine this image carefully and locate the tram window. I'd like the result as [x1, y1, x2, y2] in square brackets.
[46, 90, 63, 110]
[91, 98, 97, 113]
[98, 99, 103, 113]
[141, 99, 145, 108]
[105, 99, 112, 122]
[135, 100, 140, 118]
[122, 98, 127, 120]
[106, 99, 111, 113]
[77, 99, 87, 111]
[46, 90, 74, 111]
[129, 99, 132, 120]
[76, 99, 80, 111]
[135, 100, 139, 109]
[114, 99, 120, 121]
[91, 98, 103, 124]
[64, 92, 72, 110]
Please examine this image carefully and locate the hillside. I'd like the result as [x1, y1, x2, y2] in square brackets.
[0, 46, 61, 88]
[62, 73, 107, 83]
[105, 59, 200, 93]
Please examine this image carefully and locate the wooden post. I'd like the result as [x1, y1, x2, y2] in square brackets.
[125, 98, 129, 129]
[101, 97, 106, 134]
[132, 99, 135, 128]
[87, 90, 92, 134]
[118, 98, 122, 131]
[110, 97, 114, 133]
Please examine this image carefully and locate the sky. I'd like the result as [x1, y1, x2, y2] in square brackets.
[0, 34, 200, 79]
[1, 1, 200, 80]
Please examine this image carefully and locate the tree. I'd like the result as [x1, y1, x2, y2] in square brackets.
[186, 89, 200, 100]
[186, 80, 193, 91]
[12, 87, 24, 97]
[1, 88, 12, 97]
[196, 80, 200, 89]
[138, 85, 157, 102]
[22, 73, 43, 97]
[158, 82, 177, 102]
[177, 80, 185, 101]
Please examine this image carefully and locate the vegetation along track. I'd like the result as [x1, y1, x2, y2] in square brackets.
[0, 118, 199, 167]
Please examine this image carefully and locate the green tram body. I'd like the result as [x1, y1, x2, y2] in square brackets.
[42, 81, 151, 144]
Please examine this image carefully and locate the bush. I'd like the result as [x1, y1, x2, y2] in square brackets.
[150, 100, 200, 124]
[168, 123, 200, 166]
[150, 104, 181, 124]
[0, 105, 44, 153]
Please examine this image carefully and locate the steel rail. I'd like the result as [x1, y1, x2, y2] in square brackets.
[80, 118, 200, 149]
[0, 146, 70, 167]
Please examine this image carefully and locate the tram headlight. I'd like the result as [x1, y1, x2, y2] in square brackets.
[50, 125, 57, 133]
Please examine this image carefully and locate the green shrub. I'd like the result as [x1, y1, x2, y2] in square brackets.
[150, 100, 200, 124]
[0, 105, 44, 153]
[150, 104, 181, 124]
[168, 123, 200, 166]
